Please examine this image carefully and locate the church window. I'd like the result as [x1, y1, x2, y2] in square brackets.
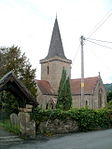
[98, 88, 102, 108]
[85, 100, 88, 106]
[47, 65, 49, 75]
[46, 103, 48, 109]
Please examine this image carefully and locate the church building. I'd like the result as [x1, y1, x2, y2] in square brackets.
[36, 17, 107, 109]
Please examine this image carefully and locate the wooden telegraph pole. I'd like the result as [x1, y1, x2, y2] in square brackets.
[80, 36, 85, 107]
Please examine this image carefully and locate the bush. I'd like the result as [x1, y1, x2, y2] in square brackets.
[106, 101, 112, 109]
[31, 107, 112, 132]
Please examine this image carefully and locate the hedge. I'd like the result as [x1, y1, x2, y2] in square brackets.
[31, 107, 112, 132]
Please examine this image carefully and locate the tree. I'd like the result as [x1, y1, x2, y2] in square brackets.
[0, 45, 37, 96]
[56, 68, 72, 110]
[0, 46, 37, 113]
[0, 46, 26, 78]
[107, 91, 112, 102]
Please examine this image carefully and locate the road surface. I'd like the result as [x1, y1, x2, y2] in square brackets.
[1, 129, 112, 149]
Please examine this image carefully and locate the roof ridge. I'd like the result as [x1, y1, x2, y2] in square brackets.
[71, 76, 99, 80]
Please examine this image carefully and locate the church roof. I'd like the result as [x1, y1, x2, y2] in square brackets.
[45, 17, 67, 60]
[70, 76, 100, 95]
[36, 76, 101, 96]
[36, 80, 54, 95]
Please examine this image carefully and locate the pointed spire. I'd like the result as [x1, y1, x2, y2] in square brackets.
[45, 17, 67, 59]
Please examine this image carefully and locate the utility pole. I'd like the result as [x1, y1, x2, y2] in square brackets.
[80, 36, 85, 107]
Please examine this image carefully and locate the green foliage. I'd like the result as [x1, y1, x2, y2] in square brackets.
[0, 120, 20, 135]
[107, 91, 112, 102]
[32, 107, 67, 122]
[32, 107, 112, 132]
[0, 46, 37, 113]
[106, 100, 112, 109]
[0, 46, 37, 97]
[72, 108, 111, 131]
[0, 91, 19, 114]
[56, 68, 72, 110]
[104, 83, 112, 92]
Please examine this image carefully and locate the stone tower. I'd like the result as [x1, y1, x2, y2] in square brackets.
[40, 17, 72, 94]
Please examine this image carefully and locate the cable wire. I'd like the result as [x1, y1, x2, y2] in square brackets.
[86, 39, 112, 50]
[87, 10, 112, 38]
[72, 43, 80, 64]
[86, 38, 112, 44]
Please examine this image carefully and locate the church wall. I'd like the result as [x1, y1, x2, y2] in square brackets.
[72, 95, 80, 108]
[72, 95, 93, 109]
[37, 94, 54, 109]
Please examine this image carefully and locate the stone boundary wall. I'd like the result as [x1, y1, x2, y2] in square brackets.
[38, 118, 79, 134]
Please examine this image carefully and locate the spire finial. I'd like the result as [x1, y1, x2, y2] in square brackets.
[56, 13, 57, 19]
[98, 72, 101, 78]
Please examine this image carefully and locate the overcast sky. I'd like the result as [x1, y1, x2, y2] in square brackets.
[0, 0, 112, 83]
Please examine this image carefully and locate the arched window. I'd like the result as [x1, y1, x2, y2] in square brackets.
[46, 103, 48, 109]
[98, 88, 102, 108]
[47, 65, 49, 75]
[85, 100, 88, 106]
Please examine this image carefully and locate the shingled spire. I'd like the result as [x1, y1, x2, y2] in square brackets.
[45, 17, 67, 59]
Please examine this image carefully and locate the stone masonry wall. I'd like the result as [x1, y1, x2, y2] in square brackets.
[41, 57, 71, 94]
[38, 118, 79, 134]
[72, 95, 93, 109]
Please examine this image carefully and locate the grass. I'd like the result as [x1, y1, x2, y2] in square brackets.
[0, 119, 20, 135]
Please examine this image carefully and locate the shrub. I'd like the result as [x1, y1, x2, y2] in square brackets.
[31, 107, 112, 132]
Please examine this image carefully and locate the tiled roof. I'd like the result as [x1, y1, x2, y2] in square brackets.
[70, 76, 99, 95]
[45, 17, 67, 60]
[36, 77, 100, 96]
[36, 80, 54, 95]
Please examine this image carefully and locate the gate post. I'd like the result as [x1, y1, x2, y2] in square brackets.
[18, 104, 36, 138]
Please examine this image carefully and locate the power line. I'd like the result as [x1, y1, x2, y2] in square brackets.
[86, 39, 112, 50]
[72, 43, 80, 64]
[87, 10, 112, 38]
[86, 38, 112, 44]
[72, 38, 87, 65]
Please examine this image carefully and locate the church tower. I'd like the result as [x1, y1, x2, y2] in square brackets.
[40, 17, 72, 94]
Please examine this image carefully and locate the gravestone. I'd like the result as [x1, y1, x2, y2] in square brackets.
[10, 113, 19, 127]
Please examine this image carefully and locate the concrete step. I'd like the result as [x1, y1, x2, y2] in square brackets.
[0, 135, 22, 143]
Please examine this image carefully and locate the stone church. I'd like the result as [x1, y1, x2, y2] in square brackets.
[36, 17, 107, 109]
